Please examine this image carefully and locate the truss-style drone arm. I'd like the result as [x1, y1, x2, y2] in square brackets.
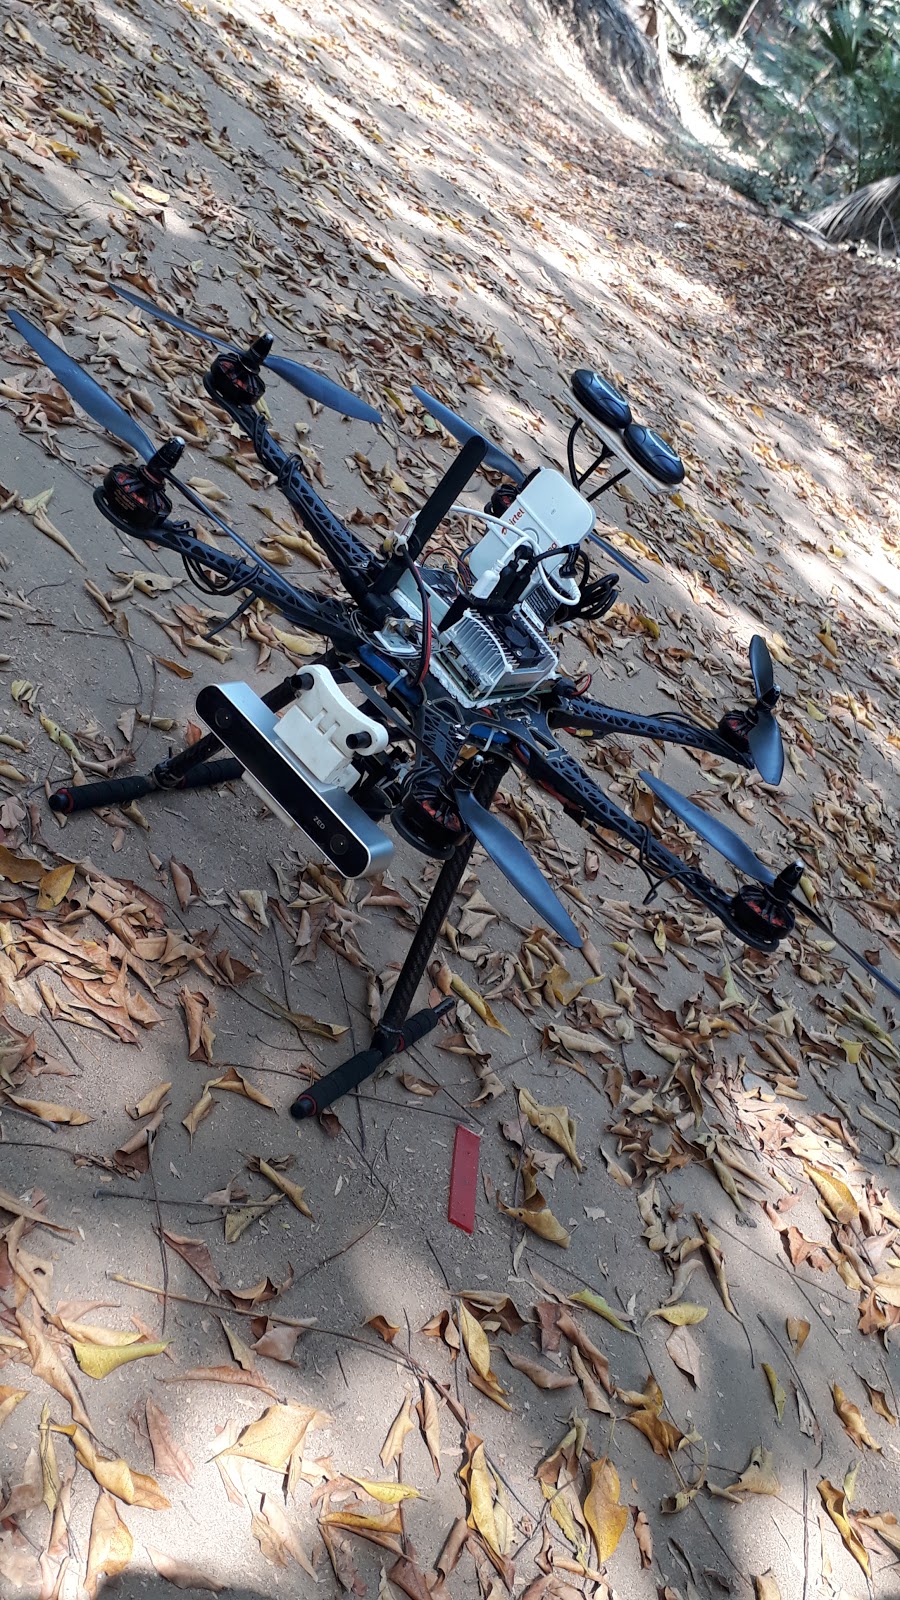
[513, 739, 777, 951]
[201, 382, 377, 602]
[147, 518, 360, 651]
[545, 693, 754, 768]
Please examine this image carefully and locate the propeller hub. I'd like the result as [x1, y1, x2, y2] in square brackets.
[773, 859, 804, 898]
[145, 436, 186, 483]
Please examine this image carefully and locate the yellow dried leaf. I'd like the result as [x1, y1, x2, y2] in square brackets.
[219, 1403, 325, 1471]
[259, 1159, 313, 1217]
[786, 1317, 809, 1353]
[762, 1364, 785, 1423]
[730, 1445, 780, 1496]
[458, 1300, 492, 1379]
[818, 1478, 869, 1576]
[832, 1383, 881, 1451]
[73, 1340, 167, 1380]
[805, 1165, 858, 1225]
[53, 1424, 170, 1509]
[646, 1303, 708, 1326]
[498, 1200, 570, 1246]
[464, 1439, 500, 1554]
[440, 968, 507, 1032]
[518, 1086, 582, 1170]
[225, 1194, 282, 1243]
[568, 1289, 631, 1332]
[345, 1476, 421, 1503]
[380, 1393, 415, 1468]
[36, 863, 76, 909]
[583, 1457, 628, 1562]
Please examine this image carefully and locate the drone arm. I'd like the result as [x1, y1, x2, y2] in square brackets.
[545, 693, 754, 768]
[513, 739, 776, 950]
[202, 384, 376, 602]
[144, 517, 360, 651]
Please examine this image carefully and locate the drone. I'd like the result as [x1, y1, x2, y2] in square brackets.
[6, 290, 898, 1120]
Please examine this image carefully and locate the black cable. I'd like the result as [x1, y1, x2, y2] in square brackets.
[401, 552, 433, 686]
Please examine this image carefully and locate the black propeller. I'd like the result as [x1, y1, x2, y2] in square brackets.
[456, 788, 582, 947]
[746, 634, 785, 786]
[8, 309, 288, 582]
[110, 282, 382, 423]
[412, 385, 525, 484]
[640, 769, 900, 1003]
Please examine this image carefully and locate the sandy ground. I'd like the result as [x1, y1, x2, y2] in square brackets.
[1, 0, 900, 1597]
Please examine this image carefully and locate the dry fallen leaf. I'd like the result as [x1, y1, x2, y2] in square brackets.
[345, 1475, 422, 1503]
[583, 1457, 628, 1562]
[517, 1086, 582, 1170]
[498, 1199, 570, 1246]
[762, 1363, 786, 1423]
[381, 1393, 416, 1468]
[53, 1423, 170, 1509]
[217, 1403, 326, 1471]
[665, 1326, 702, 1388]
[84, 1491, 133, 1599]
[0, 1385, 27, 1429]
[833, 1383, 882, 1451]
[818, 1478, 870, 1576]
[730, 1445, 780, 1497]
[647, 1303, 708, 1326]
[504, 1347, 578, 1390]
[72, 1339, 168, 1380]
[145, 1397, 194, 1484]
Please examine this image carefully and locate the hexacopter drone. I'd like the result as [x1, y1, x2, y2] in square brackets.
[7, 289, 898, 1118]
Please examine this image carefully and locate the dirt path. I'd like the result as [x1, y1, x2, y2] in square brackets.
[1, 0, 900, 1597]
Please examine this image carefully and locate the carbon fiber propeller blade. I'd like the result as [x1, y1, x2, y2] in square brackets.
[263, 353, 381, 422]
[639, 771, 776, 886]
[412, 385, 525, 484]
[747, 708, 784, 786]
[749, 633, 775, 700]
[455, 788, 582, 947]
[746, 634, 784, 784]
[111, 283, 381, 422]
[641, 770, 900, 1000]
[9, 308, 156, 460]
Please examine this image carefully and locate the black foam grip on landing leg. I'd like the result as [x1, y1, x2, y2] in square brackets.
[290, 1047, 385, 1119]
[49, 772, 156, 813]
[48, 758, 243, 814]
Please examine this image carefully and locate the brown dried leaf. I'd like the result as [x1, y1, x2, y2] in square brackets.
[84, 1491, 133, 1600]
[53, 1423, 170, 1509]
[381, 1392, 415, 1468]
[833, 1383, 882, 1451]
[162, 1231, 223, 1294]
[504, 1347, 578, 1390]
[145, 1397, 194, 1484]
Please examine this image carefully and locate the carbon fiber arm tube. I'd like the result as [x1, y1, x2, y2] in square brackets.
[545, 693, 755, 768]
[202, 384, 376, 600]
[136, 519, 360, 651]
[515, 740, 776, 950]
